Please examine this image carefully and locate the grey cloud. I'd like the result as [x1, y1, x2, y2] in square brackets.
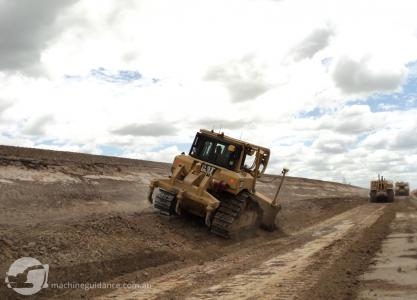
[317, 105, 383, 135]
[315, 141, 345, 154]
[362, 138, 388, 150]
[332, 56, 406, 94]
[391, 126, 417, 150]
[112, 123, 177, 137]
[359, 127, 394, 150]
[0, 99, 12, 124]
[334, 122, 368, 134]
[332, 115, 380, 134]
[0, 99, 12, 114]
[195, 118, 255, 131]
[366, 151, 406, 174]
[228, 82, 270, 103]
[0, 0, 78, 74]
[360, 123, 417, 151]
[306, 157, 332, 171]
[24, 115, 54, 136]
[122, 51, 139, 64]
[291, 27, 333, 61]
[205, 55, 270, 102]
[312, 130, 357, 154]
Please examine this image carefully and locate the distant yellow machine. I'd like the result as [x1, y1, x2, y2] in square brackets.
[148, 129, 288, 238]
[395, 181, 410, 196]
[370, 175, 394, 203]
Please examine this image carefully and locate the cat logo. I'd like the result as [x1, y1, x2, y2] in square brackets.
[201, 164, 216, 176]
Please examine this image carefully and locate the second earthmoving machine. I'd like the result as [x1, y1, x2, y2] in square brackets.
[148, 129, 289, 238]
[370, 174, 394, 203]
[395, 181, 410, 196]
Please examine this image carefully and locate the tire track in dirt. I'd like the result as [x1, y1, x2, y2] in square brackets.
[98, 204, 386, 300]
[189, 205, 386, 300]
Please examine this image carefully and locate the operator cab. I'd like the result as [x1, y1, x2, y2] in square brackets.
[189, 132, 242, 171]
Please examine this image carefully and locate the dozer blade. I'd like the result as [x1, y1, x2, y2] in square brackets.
[210, 192, 262, 239]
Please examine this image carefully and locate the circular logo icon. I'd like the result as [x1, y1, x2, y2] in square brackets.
[5, 257, 49, 296]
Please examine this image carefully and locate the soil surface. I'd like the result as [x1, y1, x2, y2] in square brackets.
[0, 145, 414, 299]
[356, 197, 417, 299]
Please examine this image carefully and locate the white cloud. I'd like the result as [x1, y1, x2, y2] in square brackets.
[313, 133, 357, 154]
[126, 145, 181, 163]
[317, 105, 386, 134]
[332, 55, 407, 94]
[205, 54, 271, 102]
[112, 123, 177, 137]
[1, 0, 417, 189]
[290, 27, 334, 62]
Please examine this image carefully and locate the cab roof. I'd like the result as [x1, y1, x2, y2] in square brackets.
[199, 129, 270, 153]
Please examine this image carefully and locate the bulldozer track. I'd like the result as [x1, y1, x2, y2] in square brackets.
[153, 189, 177, 216]
[98, 203, 387, 300]
[189, 205, 385, 299]
[210, 192, 248, 238]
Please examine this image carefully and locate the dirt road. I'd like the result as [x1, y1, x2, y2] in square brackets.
[0, 145, 414, 299]
[100, 204, 390, 300]
[357, 197, 417, 299]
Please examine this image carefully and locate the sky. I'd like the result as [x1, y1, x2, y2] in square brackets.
[1, 0, 417, 188]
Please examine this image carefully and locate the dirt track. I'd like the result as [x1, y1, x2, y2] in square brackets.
[0, 145, 415, 299]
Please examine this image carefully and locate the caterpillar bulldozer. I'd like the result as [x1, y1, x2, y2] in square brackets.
[148, 129, 289, 238]
[370, 174, 394, 203]
[395, 181, 410, 196]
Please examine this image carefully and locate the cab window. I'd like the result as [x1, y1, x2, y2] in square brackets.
[190, 134, 241, 170]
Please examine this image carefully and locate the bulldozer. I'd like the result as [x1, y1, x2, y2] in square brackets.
[148, 129, 289, 238]
[395, 181, 410, 196]
[369, 174, 394, 203]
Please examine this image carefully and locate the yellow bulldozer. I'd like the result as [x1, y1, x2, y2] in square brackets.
[369, 174, 394, 203]
[395, 181, 410, 196]
[148, 129, 288, 238]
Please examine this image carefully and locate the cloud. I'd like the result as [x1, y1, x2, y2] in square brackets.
[359, 129, 390, 150]
[111, 123, 177, 137]
[23, 115, 55, 136]
[313, 133, 356, 154]
[317, 105, 384, 134]
[291, 27, 334, 61]
[194, 118, 255, 131]
[332, 55, 407, 94]
[126, 145, 181, 163]
[1, 0, 417, 190]
[204, 55, 270, 102]
[392, 125, 417, 150]
[0, 98, 12, 116]
[0, 0, 78, 75]
[359, 110, 417, 151]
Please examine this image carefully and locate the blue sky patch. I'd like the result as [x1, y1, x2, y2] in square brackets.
[303, 140, 313, 147]
[297, 107, 327, 119]
[345, 60, 417, 112]
[347, 72, 417, 113]
[90, 67, 142, 83]
[38, 138, 62, 145]
[99, 145, 124, 156]
[151, 142, 190, 154]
